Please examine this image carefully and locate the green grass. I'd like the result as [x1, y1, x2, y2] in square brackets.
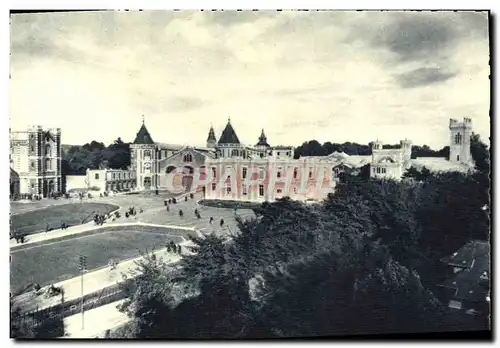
[10, 203, 119, 235]
[10, 225, 185, 293]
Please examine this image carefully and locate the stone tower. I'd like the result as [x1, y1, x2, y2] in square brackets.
[130, 116, 158, 190]
[449, 118, 473, 164]
[206, 125, 217, 149]
[399, 138, 413, 169]
[10, 125, 61, 197]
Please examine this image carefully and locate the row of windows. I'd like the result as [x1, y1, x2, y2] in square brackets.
[211, 183, 297, 196]
[210, 167, 341, 179]
[374, 167, 387, 174]
[94, 172, 134, 180]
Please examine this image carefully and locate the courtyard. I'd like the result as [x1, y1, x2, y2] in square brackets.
[10, 225, 185, 293]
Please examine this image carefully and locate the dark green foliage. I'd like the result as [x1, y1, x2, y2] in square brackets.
[61, 137, 131, 176]
[11, 305, 65, 339]
[294, 140, 448, 159]
[118, 161, 490, 338]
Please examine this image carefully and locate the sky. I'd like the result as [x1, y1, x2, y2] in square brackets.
[9, 10, 490, 149]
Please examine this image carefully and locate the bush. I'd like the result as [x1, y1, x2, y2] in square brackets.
[198, 199, 260, 210]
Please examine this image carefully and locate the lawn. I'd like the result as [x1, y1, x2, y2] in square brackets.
[10, 225, 185, 293]
[10, 203, 119, 235]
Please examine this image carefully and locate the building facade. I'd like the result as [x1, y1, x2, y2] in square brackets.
[129, 117, 475, 202]
[10, 125, 62, 197]
[85, 168, 137, 192]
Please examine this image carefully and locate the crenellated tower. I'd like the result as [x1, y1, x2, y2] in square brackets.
[449, 118, 473, 164]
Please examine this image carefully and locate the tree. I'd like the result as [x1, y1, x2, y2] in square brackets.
[470, 133, 490, 174]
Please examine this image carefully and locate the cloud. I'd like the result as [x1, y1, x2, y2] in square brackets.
[9, 11, 490, 150]
[396, 67, 457, 88]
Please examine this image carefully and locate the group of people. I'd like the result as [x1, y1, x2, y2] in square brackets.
[163, 194, 228, 229]
[125, 206, 142, 218]
[166, 241, 182, 254]
[11, 231, 26, 244]
[94, 213, 107, 226]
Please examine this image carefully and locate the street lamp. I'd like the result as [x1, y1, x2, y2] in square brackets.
[78, 255, 87, 330]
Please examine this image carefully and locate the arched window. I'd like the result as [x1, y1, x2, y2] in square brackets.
[144, 150, 152, 159]
[45, 158, 51, 170]
[45, 144, 51, 156]
[183, 153, 193, 162]
[231, 149, 239, 157]
[455, 133, 462, 145]
[166, 166, 176, 174]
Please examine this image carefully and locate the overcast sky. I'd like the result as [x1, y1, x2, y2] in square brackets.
[10, 10, 490, 149]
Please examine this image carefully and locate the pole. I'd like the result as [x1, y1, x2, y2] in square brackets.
[79, 255, 87, 330]
[80, 271, 84, 330]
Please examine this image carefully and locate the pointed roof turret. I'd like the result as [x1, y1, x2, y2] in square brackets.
[206, 124, 217, 143]
[256, 128, 270, 147]
[217, 117, 240, 145]
[133, 115, 155, 144]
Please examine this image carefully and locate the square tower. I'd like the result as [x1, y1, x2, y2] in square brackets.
[449, 118, 473, 164]
[10, 125, 62, 197]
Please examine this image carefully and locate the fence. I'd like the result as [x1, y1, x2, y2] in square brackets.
[11, 279, 132, 332]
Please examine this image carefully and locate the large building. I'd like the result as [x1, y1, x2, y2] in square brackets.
[130, 117, 475, 202]
[10, 125, 62, 198]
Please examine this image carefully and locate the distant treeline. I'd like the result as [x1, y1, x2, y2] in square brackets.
[294, 140, 450, 159]
[62, 138, 130, 176]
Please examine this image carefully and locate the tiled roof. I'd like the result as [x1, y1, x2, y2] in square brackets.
[256, 129, 270, 147]
[133, 123, 155, 144]
[156, 143, 184, 151]
[441, 240, 490, 302]
[206, 126, 217, 142]
[411, 157, 473, 173]
[217, 120, 240, 145]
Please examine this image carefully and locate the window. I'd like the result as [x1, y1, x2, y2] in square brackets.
[231, 149, 239, 157]
[242, 167, 247, 179]
[183, 153, 193, 162]
[457, 155, 460, 161]
[31, 162, 35, 169]
[44, 158, 51, 170]
[212, 183, 216, 191]
[333, 167, 340, 178]
[144, 150, 152, 159]
[259, 168, 264, 179]
[259, 184, 264, 197]
[226, 186, 231, 194]
[454, 133, 462, 145]
[277, 151, 280, 156]
[95, 173, 99, 180]
[309, 169, 312, 178]
[293, 168, 298, 179]
[277, 168, 282, 178]
[112, 173, 116, 180]
[293, 187, 298, 194]
[382, 168, 387, 174]
[45, 144, 50, 155]
[242, 184, 248, 195]
[287, 151, 291, 156]
[277, 188, 282, 194]
[212, 167, 217, 179]
[31, 183, 35, 189]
